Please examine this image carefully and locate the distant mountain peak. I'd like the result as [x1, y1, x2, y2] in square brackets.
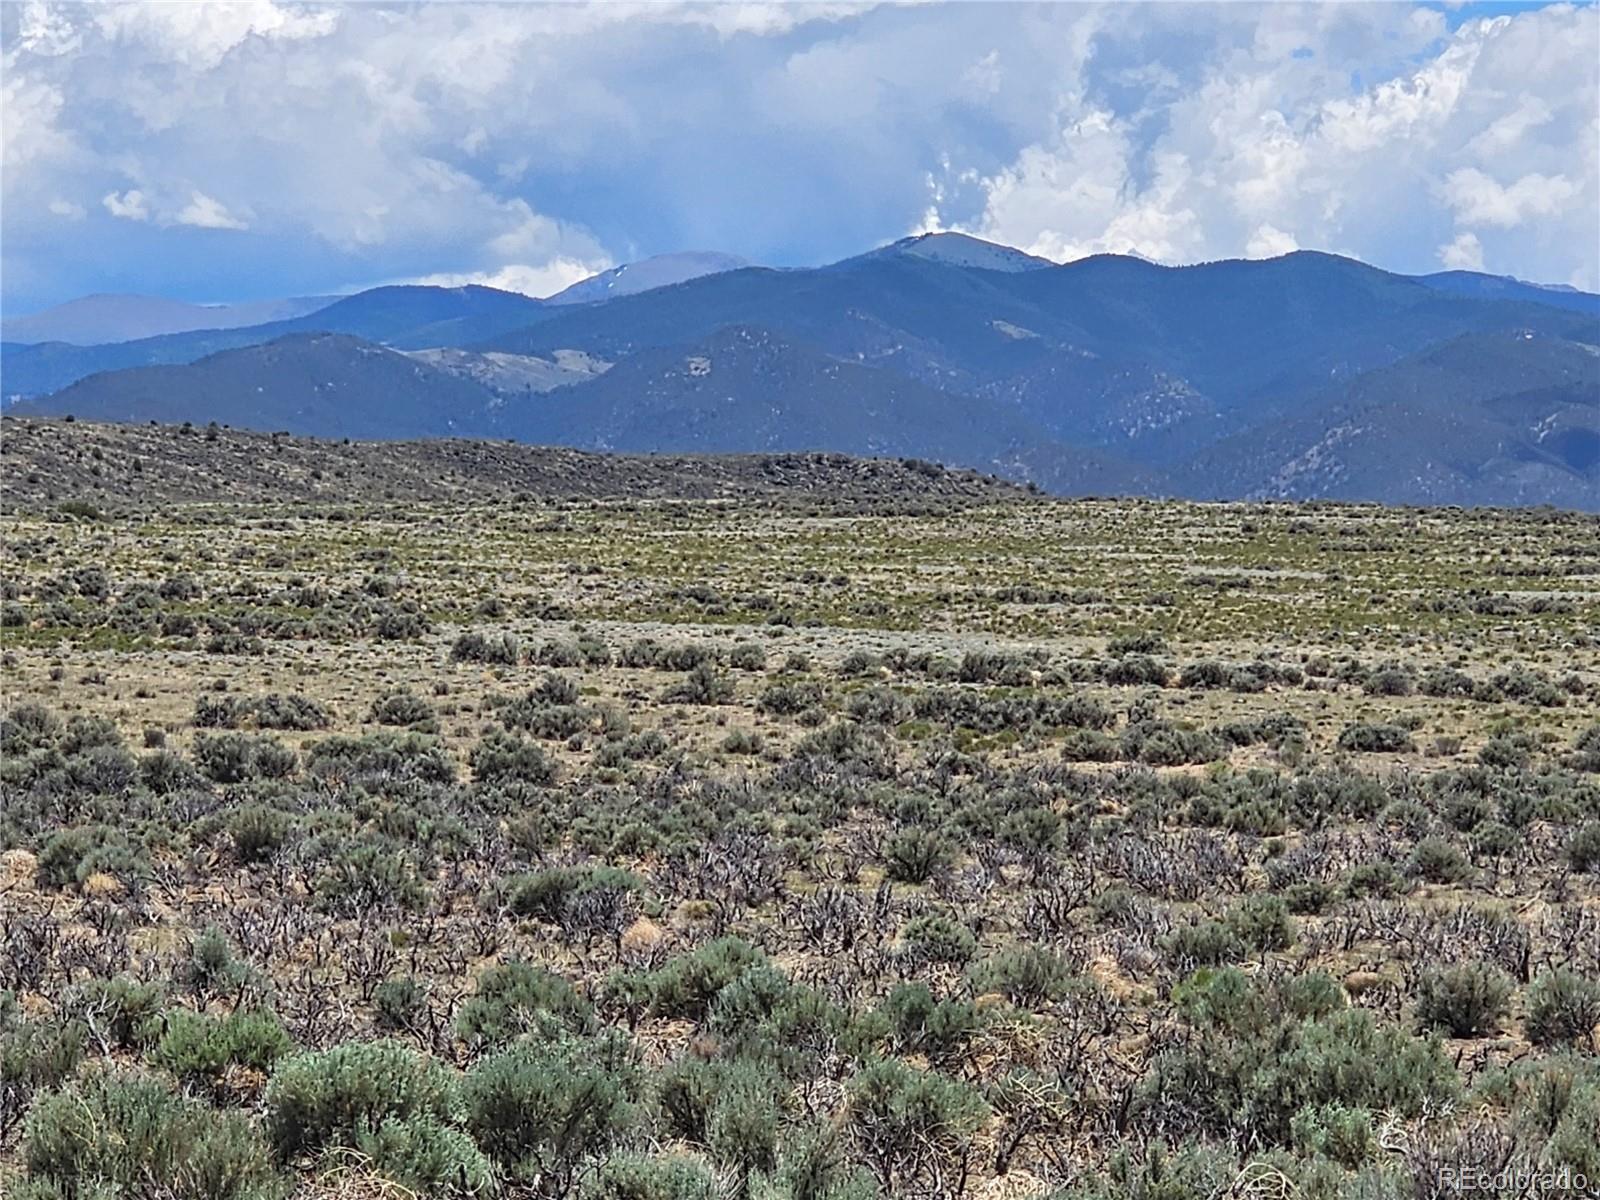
[546, 251, 752, 306]
[861, 231, 1056, 273]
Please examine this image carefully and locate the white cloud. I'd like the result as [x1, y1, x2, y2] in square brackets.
[412, 257, 613, 299]
[943, 3, 1598, 288]
[47, 198, 84, 220]
[176, 190, 248, 230]
[93, 2, 338, 70]
[1438, 231, 1484, 271]
[1439, 167, 1578, 229]
[101, 189, 149, 221]
[1246, 224, 1300, 259]
[2, 0, 1595, 308]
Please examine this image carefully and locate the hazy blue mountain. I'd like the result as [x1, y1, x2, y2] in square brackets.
[1416, 270, 1600, 316]
[545, 252, 752, 305]
[0, 293, 337, 346]
[2, 285, 554, 399]
[1173, 331, 1599, 507]
[509, 324, 1161, 496]
[13, 236, 1599, 508]
[22, 334, 502, 439]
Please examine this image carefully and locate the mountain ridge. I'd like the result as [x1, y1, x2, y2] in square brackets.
[8, 236, 1597, 509]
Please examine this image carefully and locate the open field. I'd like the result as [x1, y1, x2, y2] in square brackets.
[3, 484, 1600, 1199]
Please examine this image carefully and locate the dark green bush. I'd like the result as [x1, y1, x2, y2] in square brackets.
[470, 731, 557, 786]
[1225, 894, 1297, 953]
[1414, 962, 1512, 1038]
[882, 827, 954, 884]
[968, 945, 1081, 1008]
[151, 1008, 292, 1080]
[899, 914, 978, 966]
[25, 1069, 281, 1200]
[845, 1058, 988, 1192]
[263, 1039, 458, 1161]
[1525, 969, 1600, 1048]
[462, 1034, 636, 1188]
[1567, 822, 1600, 874]
[457, 961, 593, 1049]
[1336, 723, 1414, 753]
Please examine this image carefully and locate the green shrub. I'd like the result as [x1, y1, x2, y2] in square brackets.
[64, 976, 165, 1049]
[882, 827, 954, 884]
[1141, 968, 1458, 1146]
[1059, 727, 1120, 762]
[1408, 836, 1472, 884]
[313, 841, 425, 914]
[183, 927, 255, 996]
[1, 1014, 86, 1094]
[457, 961, 593, 1049]
[1567, 823, 1600, 874]
[707, 1061, 780, 1176]
[36, 824, 147, 890]
[369, 689, 438, 731]
[151, 1009, 292, 1080]
[663, 663, 734, 705]
[248, 694, 331, 731]
[194, 732, 297, 784]
[1225, 894, 1297, 953]
[374, 976, 428, 1031]
[451, 630, 521, 664]
[1049, 1140, 1236, 1200]
[618, 937, 768, 1020]
[584, 1152, 719, 1200]
[352, 1115, 495, 1198]
[470, 731, 557, 786]
[1525, 969, 1600, 1048]
[845, 1059, 988, 1191]
[968, 946, 1081, 1008]
[1336, 723, 1414, 753]
[898, 914, 978, 966]
[1165, 921, 1243, 967]
[25, 1069, 281, 1200]
[878, 983, 978, 1059]
[1344, 861, 1404, 899]
[228, 805, 293, 864]
[263, 1040, 458, 1161]
[1414, 962, 1512, 1038]
[462, 1034, 636, 1188]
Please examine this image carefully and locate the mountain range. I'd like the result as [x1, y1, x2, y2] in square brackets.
[5, 233, 1597, 508]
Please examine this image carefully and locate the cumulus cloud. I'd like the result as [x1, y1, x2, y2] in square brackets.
[1439, 167, 1579, 229]
[1247, 224, 1300, 259]
[176, 190, 248, 230]
[101, 189, 149, 221]
[411, 257, 612, 299]
[946, 4, 1598, 286]
[2, 1, 1596, 310]
[1438, 231, 1485, 270]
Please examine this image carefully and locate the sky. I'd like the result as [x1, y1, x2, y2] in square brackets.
[2, 1, 1597, 315]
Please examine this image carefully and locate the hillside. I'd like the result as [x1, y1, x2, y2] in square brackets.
[0, 417, 1033, 509]
[1, 285, 551, 398]
[1176, 332, 1600, 507]
[20, 334, 504, 440]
